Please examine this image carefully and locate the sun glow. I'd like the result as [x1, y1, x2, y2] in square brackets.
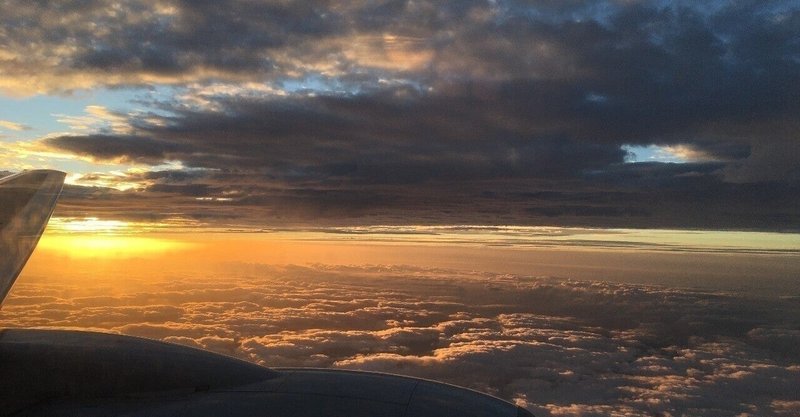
[47, 217, 200, 234]
[48, 217, 129, 233]
[36, 217, 200, 259]
[37, 235, 193, 259]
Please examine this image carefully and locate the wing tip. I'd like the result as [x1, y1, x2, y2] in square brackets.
[0, 169, 67, 184]
[22, 169, 67, 179]
[0, 169, 66, 306]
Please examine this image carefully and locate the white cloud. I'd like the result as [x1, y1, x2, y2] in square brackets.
[55, 105, 132, 134]
[0, 119, 30, 131]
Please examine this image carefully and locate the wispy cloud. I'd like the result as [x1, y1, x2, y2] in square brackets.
[0, 120, 30, 131]
[55, 106, 133, 134]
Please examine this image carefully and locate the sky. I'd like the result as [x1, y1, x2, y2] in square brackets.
[2, 1, 800, 416]
[1, 0, 798, 230]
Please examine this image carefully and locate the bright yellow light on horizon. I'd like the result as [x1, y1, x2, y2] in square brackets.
[48, 217, 129, 233]
[36, 217, 198, 261]
[37, 235, 194, 259]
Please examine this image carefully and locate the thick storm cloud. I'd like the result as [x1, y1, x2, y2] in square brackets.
[3, 264, 798, 416]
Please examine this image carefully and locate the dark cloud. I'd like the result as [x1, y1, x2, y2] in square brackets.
[50, 85, 632, 178]
[0, 0, 337, 85]
[43, 134, 184, 164]
[46, 85, 800, 228]
[4, 0, 795, 229]
[3, 264, 799, 416]
[50, 165, 800, 230]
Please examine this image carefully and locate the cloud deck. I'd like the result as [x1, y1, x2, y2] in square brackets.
[3, 264, 798, 416]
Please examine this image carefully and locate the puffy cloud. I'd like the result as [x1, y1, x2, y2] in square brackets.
[771, 400, 800, 416]
[2, 264, 798, 416]
[3, 1, 798, 97]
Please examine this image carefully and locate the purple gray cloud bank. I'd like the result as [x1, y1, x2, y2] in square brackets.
[3, 264, 798, 416]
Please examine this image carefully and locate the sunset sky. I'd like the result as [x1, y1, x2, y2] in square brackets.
[2, 1, 800, 416]
[1, 0, 798, 230]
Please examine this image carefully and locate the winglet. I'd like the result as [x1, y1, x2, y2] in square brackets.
[0, 170, 66, 306]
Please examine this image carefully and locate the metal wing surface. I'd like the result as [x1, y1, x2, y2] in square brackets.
[0, 170, 65, 305]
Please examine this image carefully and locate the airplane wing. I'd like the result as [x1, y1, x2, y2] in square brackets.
[1, 328, 534, 416]
[0, 170, 66, 305]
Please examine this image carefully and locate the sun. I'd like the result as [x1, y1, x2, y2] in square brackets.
[47, 217, 130, 234]
[38, 217, 194, 259]
[36, 234, 193, 259]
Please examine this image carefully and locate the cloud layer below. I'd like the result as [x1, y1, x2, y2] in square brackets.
[3, 263, 798, 416]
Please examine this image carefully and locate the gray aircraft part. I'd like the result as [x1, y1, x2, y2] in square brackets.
[0, 171, 535, 417]
[0, 329, 533, 416]
[0, 169, 65, 305]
